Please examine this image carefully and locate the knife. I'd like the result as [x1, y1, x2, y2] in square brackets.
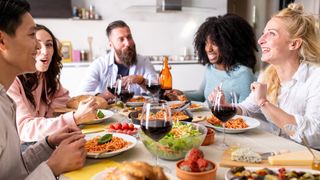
[260, 150, 289, 160]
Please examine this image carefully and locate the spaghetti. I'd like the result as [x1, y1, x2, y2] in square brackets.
[85, 136, 131, 153]
[207, 115, 249, 129]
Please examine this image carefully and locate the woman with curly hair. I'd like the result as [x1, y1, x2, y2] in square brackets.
[172, 14, 257, 103]
[7, 24, 97, 143]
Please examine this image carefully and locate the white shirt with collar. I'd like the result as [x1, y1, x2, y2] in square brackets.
[79, 49, 156, 95]
[239, 62, 320, 149]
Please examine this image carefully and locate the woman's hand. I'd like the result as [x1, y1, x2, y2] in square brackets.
[47, 125, 82, 147]
[73, 97, 97, 125]
[250, 82, 268, 105]
[208, 87, 226, 106]
[47, 134, 87, 176]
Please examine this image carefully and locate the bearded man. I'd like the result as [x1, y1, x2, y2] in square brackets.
[80, 20, 156, 100]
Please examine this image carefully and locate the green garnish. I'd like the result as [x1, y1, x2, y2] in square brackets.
[97, 110, 105, 119]
[98, 134, 112, 145]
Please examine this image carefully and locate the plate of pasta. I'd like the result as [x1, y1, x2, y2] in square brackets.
[126, 96, 149, 107]
[205, 115, 260, 134]
[187, 101, 206, 111]
[85, 132, 137, 158]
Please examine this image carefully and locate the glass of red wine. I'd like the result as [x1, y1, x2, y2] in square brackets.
[106, 74, 121, 104]
[140, 99, 172, 169]
[145, 74, 161, 100]
[210, 90, 237, 150]
[115, 77, 134, 103]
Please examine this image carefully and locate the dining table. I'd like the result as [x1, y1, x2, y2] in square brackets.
[61, 102, 315, 180]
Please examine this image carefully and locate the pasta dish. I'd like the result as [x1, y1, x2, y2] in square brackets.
[85, 136, 131, 153]
[207, 115, 249, 129]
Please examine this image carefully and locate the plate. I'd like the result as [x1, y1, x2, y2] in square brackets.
[188, 101, 206, 111]
[225, 166, 320, 180]
[167, 100, 185, 109]
[85, 132, 137, 158]
[203, 115, 260, 134]
[91, 167, 177, 180]
[81, 109, 114, 125]
[126, 96, 149, 107]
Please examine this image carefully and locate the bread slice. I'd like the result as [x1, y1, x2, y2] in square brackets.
[67, 95, 108, 109]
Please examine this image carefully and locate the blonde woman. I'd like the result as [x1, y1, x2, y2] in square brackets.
[210, 3, 320, 149]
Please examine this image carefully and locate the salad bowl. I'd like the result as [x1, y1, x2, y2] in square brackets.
[139, 122, 207, 160]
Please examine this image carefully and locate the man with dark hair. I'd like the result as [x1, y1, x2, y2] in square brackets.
[0, 0, 86, 179]
[80, 20, 156, 100]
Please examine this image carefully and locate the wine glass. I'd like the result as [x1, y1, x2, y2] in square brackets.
[145, 74, 161, 99]
[210, 90, 237, 150]
[106, 74, 122, 104]
[140, 99, 172, 169]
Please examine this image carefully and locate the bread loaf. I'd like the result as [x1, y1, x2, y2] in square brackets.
[66, 95, 108, 109]
[102, 161, 168, 180]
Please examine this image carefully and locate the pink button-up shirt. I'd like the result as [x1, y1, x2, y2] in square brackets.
[7, 77, 77, 142]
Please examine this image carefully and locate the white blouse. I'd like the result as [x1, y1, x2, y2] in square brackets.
[238, 63, 320, 150]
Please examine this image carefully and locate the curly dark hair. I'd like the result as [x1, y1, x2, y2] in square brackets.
[194, 13, 258, 73]
[18, 24, 63, 107]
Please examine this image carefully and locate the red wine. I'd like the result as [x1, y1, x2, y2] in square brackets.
[146, 84, 161, 94]
[211, 106, 236, 122]
[107, 87, 116, 95]
[117, 90, 134, 103]
[141, 120, 172, 141]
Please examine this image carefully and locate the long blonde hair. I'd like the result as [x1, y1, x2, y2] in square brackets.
[262, 3, 320, 104]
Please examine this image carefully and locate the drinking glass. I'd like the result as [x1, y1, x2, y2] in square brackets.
[106, 74, 122, 104]
[114, 77, 134, 103]
[140, 99, 172, 168]
[210, 90, 237, 150]
[145, 74, 161, 99]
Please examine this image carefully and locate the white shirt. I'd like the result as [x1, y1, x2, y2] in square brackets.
[79, 49, 156, 95]
[239, 63, 320, 149]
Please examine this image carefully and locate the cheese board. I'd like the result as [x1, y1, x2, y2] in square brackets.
[219, 149, 314, 169]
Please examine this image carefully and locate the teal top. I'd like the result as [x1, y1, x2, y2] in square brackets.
[185, 64, 255, 103]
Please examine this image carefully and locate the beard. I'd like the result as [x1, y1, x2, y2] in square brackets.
[114, 44, 137, 67]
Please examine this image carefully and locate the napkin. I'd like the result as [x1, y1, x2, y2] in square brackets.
[81, 124, 109, 134]
[63, 160, 119, 180]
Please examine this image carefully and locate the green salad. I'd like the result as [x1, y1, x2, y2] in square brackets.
[141, 122, 205, 160]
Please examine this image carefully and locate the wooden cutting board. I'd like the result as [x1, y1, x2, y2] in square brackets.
[219, 149, 310, 169]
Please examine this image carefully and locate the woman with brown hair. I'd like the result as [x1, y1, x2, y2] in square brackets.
[211, 3, 320, 149]
[7, 24, 97, 143]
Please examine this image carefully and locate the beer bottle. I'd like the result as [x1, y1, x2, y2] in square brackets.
[159, 56, 172, 98]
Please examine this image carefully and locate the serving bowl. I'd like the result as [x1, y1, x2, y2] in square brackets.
[201, 127, 215, 146]
[176, 159, 217, 180]
[139, 122, 207, 160]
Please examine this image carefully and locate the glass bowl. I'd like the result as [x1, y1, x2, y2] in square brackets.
[139, 121, 207, 160]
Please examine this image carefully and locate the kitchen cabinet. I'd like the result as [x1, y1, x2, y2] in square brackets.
[60, 61, 205, 97]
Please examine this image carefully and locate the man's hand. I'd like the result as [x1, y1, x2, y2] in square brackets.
[47, 134, 87, 176]
[47, 125, 82, 147]
[97, 91, 116, 102]
[122, 75, 144, 87]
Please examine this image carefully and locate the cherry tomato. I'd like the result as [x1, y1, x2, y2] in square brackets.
[109, 124, 115, 130]
[122, 123, 129, 130]
[129, 123, 134, 130]
[114, 123, 122, 130]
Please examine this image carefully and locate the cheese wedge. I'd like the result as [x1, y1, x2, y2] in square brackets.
[268, 150, 320, 166]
